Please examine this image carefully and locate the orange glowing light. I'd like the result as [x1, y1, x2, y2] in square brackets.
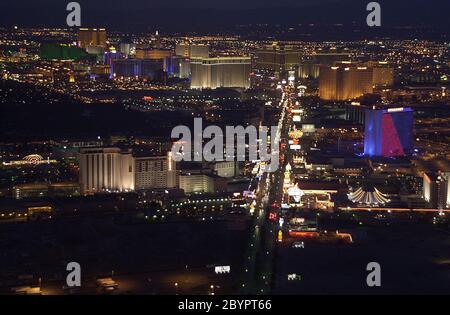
[288, 231, 319, 238]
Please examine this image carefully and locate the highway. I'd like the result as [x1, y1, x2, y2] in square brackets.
[241, 82, 296, 294]
[340, 207, 450, 213]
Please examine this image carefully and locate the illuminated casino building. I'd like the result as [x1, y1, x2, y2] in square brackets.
[190, 57, 251, 89]
[119, 42, 135, 56]
[319, 63, 373, 100]
[77, 28, 107, 49]
[79, 147, 135, 195]
[254, 42, 302, 74]
[111, 59, 164, 79]
[369, 61, 394, 87]
[135, 48, 173, 60]
[165, 55, 191, 78]
[423, 172, 448, 209]
[175, 43, 209, 59]
[364, 107, 414, 157]
[78, 147, 180, 195]
[104, 51, 123, 67]
[348, 185, 390, 206]
[134, 153, 177, 190]
[298, 51, 351, 79]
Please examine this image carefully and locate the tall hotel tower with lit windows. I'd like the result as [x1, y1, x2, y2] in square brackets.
[134, 153, 177, 190]
[79, 149, 177, 195]
[190, 57, 251, 89]
[319, 63, 373, 100]
[77, 28, 107, 49]
[79, 147, 135, 195]
[254, 42, 302, 73]
[364, 107, 414, 157]
[175, 43, 209, 59]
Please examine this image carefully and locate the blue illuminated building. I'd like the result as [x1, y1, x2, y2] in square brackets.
[364, 107, 414, 157]
[111, 59, 164, 80]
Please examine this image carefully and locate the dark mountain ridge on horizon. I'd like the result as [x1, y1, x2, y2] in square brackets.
[0, 0, 448, 30]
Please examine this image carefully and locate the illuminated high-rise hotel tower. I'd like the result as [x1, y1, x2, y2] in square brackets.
[190, 57, 251, 89]
[77, 28, 107, 49]
[78, 147, 134, 195]
[364, 107, 414, 157]
[319, 63, 373, 100]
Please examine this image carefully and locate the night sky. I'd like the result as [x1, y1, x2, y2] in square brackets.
[0, 0, 449, 30]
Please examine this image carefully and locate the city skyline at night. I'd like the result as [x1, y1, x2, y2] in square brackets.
[0, 0, 449, 304]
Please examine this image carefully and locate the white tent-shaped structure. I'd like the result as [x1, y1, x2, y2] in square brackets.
[348, 185, 390, 206]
